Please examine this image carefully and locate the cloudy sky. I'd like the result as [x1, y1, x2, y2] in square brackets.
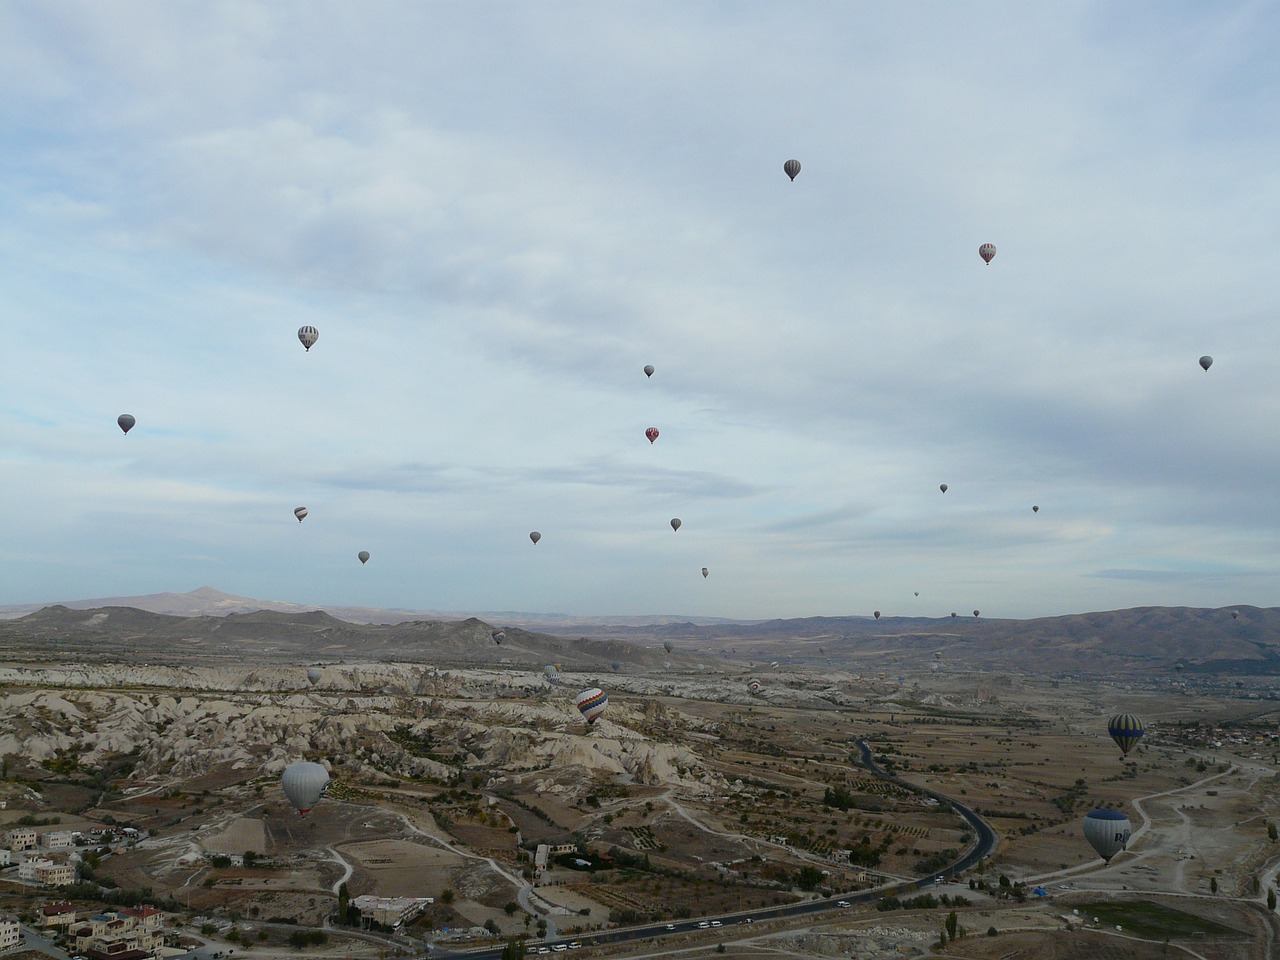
[3, 2, 1279, 620]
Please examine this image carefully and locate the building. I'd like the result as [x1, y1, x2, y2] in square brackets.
[70, 907, 166, 960]
[41, 902, 79, 928]
[43, 831, 75, 849]
[0, 849, 11, 867]
[0, 917, 20, 951]
[7, 827, 36, 851]
[19, 858, 76, 886]
[351, 896, 433, 928]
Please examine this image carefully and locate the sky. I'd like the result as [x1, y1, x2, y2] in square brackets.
[3, 2, 1280, 620]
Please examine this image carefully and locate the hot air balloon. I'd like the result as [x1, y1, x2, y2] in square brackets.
[973, 610, 980, 618]
[914, 591, 920, 596]
[1083, 809, 1130, 862]
[529, 531, 541, 544]
[492, 630, 505, 645]
[662, 660, 671, 671]
[117, 414, 136, 435]
[294, 507, 308, 523]
[1107, 714, 1144, 757]
[950, 612, 957, 618]
[1199, 356, 1213, 371]
[1174, 663, 1185, 674]
[770, 661, 780, 669]
[1032, 505, 1039, 513]
[873, 611, 881, 619]
[281, 761, 330, 815]
[979, 243, 996, 264]
[747, 679, 762, 695]
[645, 427, 660, 444]
[939, 484, 948, 493]
[357, 551, 370, 564]
[298, 326, 319, 351]
[544, 664, 559, 683]
[783, 159, 801, 181]
[1230, 610, 1239, 619]
[610, 661, 621, 672]
[575, 687, 608, 724]
[643, 364, 655, 378]
[670, 518, 681, 531]
[701, 567, 709, 578]
[306, 668, 322, 686]
[930, 662, 939, 672]
[663, 641, 674, 654]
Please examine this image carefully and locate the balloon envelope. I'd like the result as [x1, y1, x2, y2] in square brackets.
[701, 567, 709, 578]
[1083, 809, 1131, 862]
[643, 364, 655, 378]
[282, 761, 330, 815]
[306, 668, 322, 686]
[663, 641, 674, 653]
[1107, 714, 1144, 756]
[645, 427, 660, 444]
[357, 551, 370, 564]
[670, 518, 681, 531]
[1032, 505, 1039, 513]
[575, 687, 608, 724]
[1199, 355, 1213, 371]
[610, 661, 621, 672]
[939, 484, 948, 493]
[529, 531, 541, 544]
[783, 159, 801, 180]
[973, 610, 980, 617]
[979, 243, 996, 264]
[117, 414, 136, 435]
[294, 507, 308, 522]
[298, 325, 319, 351]
[492, 630, 505, 645]
[873, 611, 881, 619]
[747, 679, 762, 695]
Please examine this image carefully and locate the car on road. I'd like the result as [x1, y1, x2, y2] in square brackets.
[935, 876, 944, 884]
[537, 948, 550, 955]
[697, 921, 710, 929]
[710, 921, 722, 927]
[837, 901, 850, 907]
[552, 945, 568, 952]
[664, 925, 675, 931]
[743, 918, 753, 923]
[568, 943, 581, 950]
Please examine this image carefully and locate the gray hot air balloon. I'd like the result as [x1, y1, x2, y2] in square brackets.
[492, 630, 505, 645]
[939, 484, 948, 493]
[281, 761, 330, 815]
[643, 364, 655, 378]
[783, 159, 801, 181]
[610, 661, 621, 672]
[1082, 809, 1130, 862]
[663, 660, 671, 670]
[1199, 355, 1213, 371]
[701, 567, 709, 579]
[670, 518, 682, 531]
[544, 664, 560, 683]
[294, 506, 308, 523]
[297, 325, 319, 351]
[529, 531, 541, 544]
[306, 667, 322, 686]
[117, 414, 136, 435]
[1231, 610, 1239, 619]
[973, 610, 980, 617]
[914, 591, 920, 596]
[979, 243, 996, 264]
[663, 641, 674, 653]
[358, 550, 370, 564]
[1032, 505, 1039, 513]
[873, 611, 881, 619]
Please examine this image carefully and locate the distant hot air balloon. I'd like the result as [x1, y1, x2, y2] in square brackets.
[1032, 505, 1039, 513]
[939, 484, 948, 493]
[530, 531, 541, 544]
[702, 567, 709, 579]
[914, 591, 920, 596]
[973, 610, 980, 618]
[979, 243, 996, 264]
[950, 612, 957, 618]
[281, 761, 330, 815]
[1174, 663, 1185, 674]
[1107, 714, 1144, 757]
[1083, 809, 1130, 862]
[1199, 356, 1213, 371]
[575, 687, 608, 724]
[610, 661, 621, 672]
[873, 611, 881, 619]
[298, 326, 319, 351]
[1230, 610, 1239, 619]
[306, 668, 322, 686]
[294, 507, 308, 523]
[643, 364, 655, 378]
[663, 641, 674, 653]
[670, 518, 682, 531]
[544, 664, 559, 683]
[747, 678, 762, 695]
[645, 427, 660, 444]
[663, 660, 671, 670]
[783, 159, 801, 181]
[357, 551, 370, 564]
[770, 661, 780, 669]
[930, 662, 939, 672]
[117, 414, 136, 435]
[492, 630, 505, 645]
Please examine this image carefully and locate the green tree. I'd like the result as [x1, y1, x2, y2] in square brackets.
[500, 940, 526, 960]
[945, 910, 958, 942]
[1268, 888, 1276, 911]
[337, 882, 350, 924]
[504, 901, 519, 916]
[243, 850, 258, 867]
[1210, 877, 1218, 894]
[795, 866, 825, 891]
[1270, 822, 1278, 842]
[440, 888, 455, 904]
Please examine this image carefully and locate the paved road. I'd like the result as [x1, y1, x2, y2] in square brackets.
[432, 738, 998, 960]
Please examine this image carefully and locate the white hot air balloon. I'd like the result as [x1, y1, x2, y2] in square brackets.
[1082, 809, 1131, 862]
[281, 761, 330, 815]
[306, 667, 322, 686]
[298, 326, 319, 351]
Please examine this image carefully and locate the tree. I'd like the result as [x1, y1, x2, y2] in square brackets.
[504, 901, 519, 916]
[795, 866, 824, 891]
[1270, 822, 1278, 842]
[945, 910, 958, 942]
[338, 882, 350, 924]
[1268, 888, 1276, 911]
[1210, 877, 1218, 894]
[500, 940, 526, 960]
[440, 888, 455, 904]
[243, 850, 258, 868]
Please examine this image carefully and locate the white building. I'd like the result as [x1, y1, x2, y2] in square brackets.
[43, 832, 75, 849]
[0, 917, 20, 951]
[0, 849, 11, 867]
[351, 896, 433, 928]
[7, 827, 36, 851]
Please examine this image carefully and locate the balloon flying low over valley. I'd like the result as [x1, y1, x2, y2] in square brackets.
[3, 5, 1280, 621]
